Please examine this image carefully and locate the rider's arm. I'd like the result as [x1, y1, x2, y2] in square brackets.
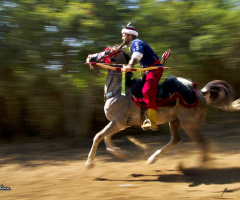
[126, 40, 143, 69]
[128, 52, 143, 68]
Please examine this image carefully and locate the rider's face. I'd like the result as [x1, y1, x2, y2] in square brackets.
[122, 33, 130, 45]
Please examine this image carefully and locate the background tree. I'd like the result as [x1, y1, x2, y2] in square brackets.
[0, 0, 239, 140]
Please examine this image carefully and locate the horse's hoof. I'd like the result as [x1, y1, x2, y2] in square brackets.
[85, 159, 95, 169]
[113, 150, 128, 159]
[107, 148, 128, 159]
[116, 151, 128, 159]
[146, 156, 157, 165]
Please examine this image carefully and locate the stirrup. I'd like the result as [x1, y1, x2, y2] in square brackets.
[141, 119, 151, 131]
[141, 119, 158, 131]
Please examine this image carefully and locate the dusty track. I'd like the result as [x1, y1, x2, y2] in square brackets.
[0, 125, 239, 200]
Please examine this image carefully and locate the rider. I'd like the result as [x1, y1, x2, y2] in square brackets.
[121, 24, 164, 131]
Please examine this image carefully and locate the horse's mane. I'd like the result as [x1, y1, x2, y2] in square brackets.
[122, 51, 131, 63]
[112, 44, 131, 63]
[127, 73, 146, 98]
[111, 44, 133, 87]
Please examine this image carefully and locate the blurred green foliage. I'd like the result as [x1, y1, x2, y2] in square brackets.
[0, 0, 240, 140]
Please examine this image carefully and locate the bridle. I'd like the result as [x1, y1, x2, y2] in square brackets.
[102, 47, 124, 101]
[87, 44, 129, 101]
[99, 47, 123, 64]
[91, 46, 124, 77]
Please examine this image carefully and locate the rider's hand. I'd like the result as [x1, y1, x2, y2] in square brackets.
[122, 64, 132, 72]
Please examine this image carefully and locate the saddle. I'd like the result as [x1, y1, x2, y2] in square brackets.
[131, 75, 199, 109]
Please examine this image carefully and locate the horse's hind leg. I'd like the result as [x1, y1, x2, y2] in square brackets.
[85, 121, 126, 168]
[147, 119, 181, 164]
[182, 124, 210, 166]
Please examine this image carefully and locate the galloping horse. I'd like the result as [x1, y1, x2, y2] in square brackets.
[85, 45, 240, 168]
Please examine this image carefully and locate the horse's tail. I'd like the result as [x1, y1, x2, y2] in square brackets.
[201, 80, 240, 111]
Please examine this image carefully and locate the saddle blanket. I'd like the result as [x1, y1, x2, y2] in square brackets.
[131, 75, 199, 109]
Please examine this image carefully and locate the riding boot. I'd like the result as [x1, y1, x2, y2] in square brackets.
[141, 108, 158, 131]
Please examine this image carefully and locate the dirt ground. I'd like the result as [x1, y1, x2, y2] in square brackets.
[0, 124, 239, 200]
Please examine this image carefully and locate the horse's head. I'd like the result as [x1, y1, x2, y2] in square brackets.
[86, 44, 130, 70]
[86, 53, 99, 70]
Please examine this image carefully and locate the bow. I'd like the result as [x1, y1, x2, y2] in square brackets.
[86, 62, 170, 72]
[86, 62, 170, 96]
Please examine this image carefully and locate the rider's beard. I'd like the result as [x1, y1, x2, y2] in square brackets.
[123, 39, 130, 45]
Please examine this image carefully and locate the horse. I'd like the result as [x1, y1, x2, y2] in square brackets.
[85, 45, 240, 169]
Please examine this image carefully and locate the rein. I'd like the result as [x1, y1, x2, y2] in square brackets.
[90, 47, 124, 76]
[100, 47, 123, 64]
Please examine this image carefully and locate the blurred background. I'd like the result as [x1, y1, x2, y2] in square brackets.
[0, 0, 240, 141]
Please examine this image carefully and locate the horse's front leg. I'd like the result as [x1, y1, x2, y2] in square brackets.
[85, 121, 126, 168]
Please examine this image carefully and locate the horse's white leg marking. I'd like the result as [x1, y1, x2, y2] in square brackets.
[147, 119, 181, 164]
[85, 121, 125, 168]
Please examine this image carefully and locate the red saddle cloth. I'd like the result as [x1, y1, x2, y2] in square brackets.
[132, 82, 199, 109]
